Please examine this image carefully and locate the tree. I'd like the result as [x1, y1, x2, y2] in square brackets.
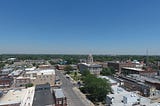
[74, 71, 77, 77]
[49, 61, 56, 65]
[64, 65, 73, 74]
[100, 68, 113, 76]
[80, 72, 111, 102]
[0, 62, 5, 69]
[32, 63, 36, 66]
[25, 83, 33, 88]
[80, 69, 90, 77]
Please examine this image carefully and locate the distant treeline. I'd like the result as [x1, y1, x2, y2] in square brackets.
[0, 54, 160, 64]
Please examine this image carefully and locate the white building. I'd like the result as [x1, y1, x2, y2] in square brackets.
[24, 69, 56, 86]
[25, 67, 36, 72]
[0, 87, 35, 106]
[16, 76, 31, 87]
[0, 68, 13, 76]
[8, 69, 23, 77]
[101, 76, 160, 106]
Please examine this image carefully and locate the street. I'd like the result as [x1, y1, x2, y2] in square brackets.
[56, 70, 87, 106]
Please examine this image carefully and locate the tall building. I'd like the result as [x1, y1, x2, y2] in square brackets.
[78, 54, 102, 75]
[87, 54, 93, 64]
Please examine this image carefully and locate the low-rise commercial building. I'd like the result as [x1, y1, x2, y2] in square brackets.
[121, 67, 157, 77]
[106, 91, 154, 106]
[8, 69, 23, 77]
[0, 68, 14, 76]
[0, 76, 13, 87]
[25, 67, 36, 72]
[108, 61, 135, 73]
[119, 74, 160, 97]
[53, 89, 67, 106]
[16, 76, 31, 87]
[38, 65, 51, 69]
[0, 87, 35, 106]
[56, 65, 66, 70]
[32, 84, 55, 106]
[24, 69, 56, 86]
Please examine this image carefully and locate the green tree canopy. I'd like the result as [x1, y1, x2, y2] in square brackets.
[80, 72, 111, 102]
[100, 68, 115, 76]
[80, 69, 90, 77]
[64, 65, 73, 74]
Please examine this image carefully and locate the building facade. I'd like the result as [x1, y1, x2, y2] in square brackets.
[24, 69, 56, 86]
[121, 67, 157, 77]
[0, 76, 13, 87]
[53, 89, 67, 106]
[78, 63, 102, 75]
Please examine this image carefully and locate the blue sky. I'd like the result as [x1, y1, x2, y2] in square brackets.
[0, 0, 160, 55]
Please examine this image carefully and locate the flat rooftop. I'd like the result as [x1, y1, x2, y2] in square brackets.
[107, 92, 151, 106]
[80, 63, 102, 67]
[16, 76, 30, 80]
[53, 89, 65, 98]
[25, 67, 36, 71]
[122, 67, 144, 72]
[38, 69, 55, 75]
[32, 84, 55, 106]
[1, 68, 13, 72]
[98, 76, 117, 84]
[0, 87, 35, 106]
[8, 69, 23, 76]
[129, 74, 160, 84]
[26, 69, 55, 75]
[111, 85, 128, 94]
